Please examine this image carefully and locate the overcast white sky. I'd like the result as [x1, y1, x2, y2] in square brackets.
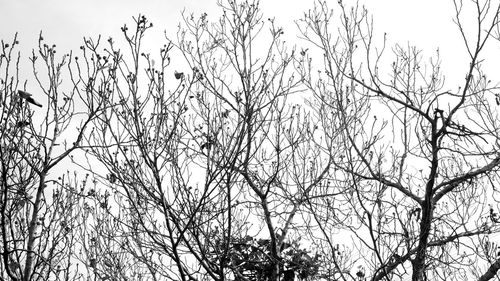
[0, 0, 498, 91]
[3, 0, 500, 266]
[0, 1, 461, 50]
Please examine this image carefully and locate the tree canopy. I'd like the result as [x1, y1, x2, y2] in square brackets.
[2, 0, 500, 280]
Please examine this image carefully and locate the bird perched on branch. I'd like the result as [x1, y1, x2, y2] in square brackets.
[18, 90, 42, 107]
[174, 71, 184, 80]
[16, 121, 30, 128]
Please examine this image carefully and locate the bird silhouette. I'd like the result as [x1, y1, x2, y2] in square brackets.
[174, 71, 184, 80]
[16, 121, 30, 128]
[18, 90, 42, 107]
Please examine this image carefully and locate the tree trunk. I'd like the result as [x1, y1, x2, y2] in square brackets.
[411, 187, 435, 280]
[22, 174, 45, 281]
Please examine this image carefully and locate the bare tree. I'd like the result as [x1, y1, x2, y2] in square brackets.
[0, 34, 101, 280]
[73, 0, 340, 280]
[298, 0, 500, 280]
[67, 14, 207, 280]
[174, 0, 348, 279]
[7, 0, 500, 280]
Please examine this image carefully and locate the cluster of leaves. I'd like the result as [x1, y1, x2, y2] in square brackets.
[214, 235, 320, 281]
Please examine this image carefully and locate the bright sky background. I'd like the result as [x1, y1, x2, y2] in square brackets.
[2, 0, 499, 155]
[2, 0, 496, 183]
[0, 0, 470, 52]
[0, 1, 458, 45]
[2, 0, 496, 90]
[0, 1, 493, 69]
[3, 0, 500, 270]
